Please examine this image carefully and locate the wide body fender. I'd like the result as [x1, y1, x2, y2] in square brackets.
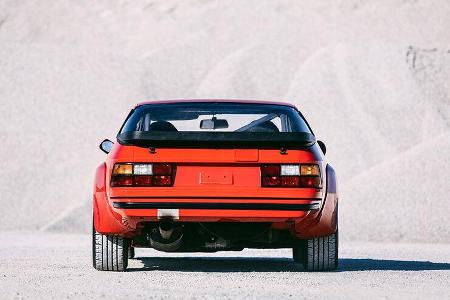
[293, 164, 338, 239]
[93, 163, 129, 234]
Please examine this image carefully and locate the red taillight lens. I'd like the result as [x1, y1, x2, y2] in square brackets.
[262, 176, 281, 186]
[261, 164, 321, 188]
[111, 163, 174, 187]
[261, 165, 280, 177]
[281, 176, 300, 187]
[111, 175, 133, 187]
[134, 175, 153, 186]
[299, 176, 321, 188]
[152, 175, 172, 186]
[153, 164, 172, 175]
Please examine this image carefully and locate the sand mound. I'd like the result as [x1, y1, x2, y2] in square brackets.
[341, 133, 450, 243]
[0, 43, 146, 230]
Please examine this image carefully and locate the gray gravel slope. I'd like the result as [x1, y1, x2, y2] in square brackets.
[0, 232, 449, 299]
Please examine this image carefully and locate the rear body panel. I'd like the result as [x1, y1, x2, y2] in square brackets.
[94, 144, 337, 238]
[93, 100, 338, 242]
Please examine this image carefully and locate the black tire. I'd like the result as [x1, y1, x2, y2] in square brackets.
[128, 246, 135, 259]
[92, 225, 129, 271]
[293, 231, 338, 271]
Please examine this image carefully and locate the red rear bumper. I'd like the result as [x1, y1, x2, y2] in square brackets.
[93, 163, 338, 239]
[111, 197, 320, 221]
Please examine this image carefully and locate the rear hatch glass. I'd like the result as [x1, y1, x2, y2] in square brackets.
[117, 102, 315, 148]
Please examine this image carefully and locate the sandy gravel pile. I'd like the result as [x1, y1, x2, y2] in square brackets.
[0, 0, 449, 242]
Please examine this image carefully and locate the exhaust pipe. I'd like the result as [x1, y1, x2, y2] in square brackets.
[147, 219, 183, 252]
[159, 219, 174, 240]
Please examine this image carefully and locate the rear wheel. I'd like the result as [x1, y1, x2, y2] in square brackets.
[293, 231, 338, 271]
[92, 225, 129, 271]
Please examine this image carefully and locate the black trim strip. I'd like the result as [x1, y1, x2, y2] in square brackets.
[117, 131, 316, 149]
[110, 196, 322, 201]
[112, 202, 320, 211]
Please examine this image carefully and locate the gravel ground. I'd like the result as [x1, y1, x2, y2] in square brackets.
[0, 232, 449, 299]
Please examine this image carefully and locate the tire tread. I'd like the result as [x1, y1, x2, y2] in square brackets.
[292, 231, 338, 272]
[92, 226, 128, 271]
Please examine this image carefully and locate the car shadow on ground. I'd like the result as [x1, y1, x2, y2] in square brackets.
[128, 257, 450, 272]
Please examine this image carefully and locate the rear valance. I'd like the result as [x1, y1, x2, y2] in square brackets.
[117, 131, 316, 149]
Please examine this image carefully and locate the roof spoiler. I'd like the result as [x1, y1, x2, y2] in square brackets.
[117, 131, 316, 149]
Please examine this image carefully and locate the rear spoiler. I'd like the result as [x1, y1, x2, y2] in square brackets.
[117, 131, 316, 149]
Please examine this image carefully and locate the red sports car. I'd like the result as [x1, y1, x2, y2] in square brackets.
[92, 100, 338, 271]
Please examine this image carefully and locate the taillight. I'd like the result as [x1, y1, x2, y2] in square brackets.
[111, 163, 175, 187]
[261, 164, 321, 188]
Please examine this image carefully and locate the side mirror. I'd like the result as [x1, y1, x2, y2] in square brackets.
[99, 139, 114, 154]
[317, 140, 326, 155]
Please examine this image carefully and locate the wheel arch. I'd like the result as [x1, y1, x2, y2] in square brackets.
[93, 162, 127, 234]
[294, 163, 338, 238]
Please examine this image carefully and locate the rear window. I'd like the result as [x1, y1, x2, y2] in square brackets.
[120, 103, 312, 134]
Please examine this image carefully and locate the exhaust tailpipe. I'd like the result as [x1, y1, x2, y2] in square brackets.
[159, 219, 174, 240]
[147, 219, 183, 252]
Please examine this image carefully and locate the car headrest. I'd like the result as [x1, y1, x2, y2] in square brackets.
[246, 121, 280, 133]
[148, 121, 178, 132]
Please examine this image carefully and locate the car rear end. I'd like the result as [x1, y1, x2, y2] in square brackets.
[92, 101, 338, 271]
